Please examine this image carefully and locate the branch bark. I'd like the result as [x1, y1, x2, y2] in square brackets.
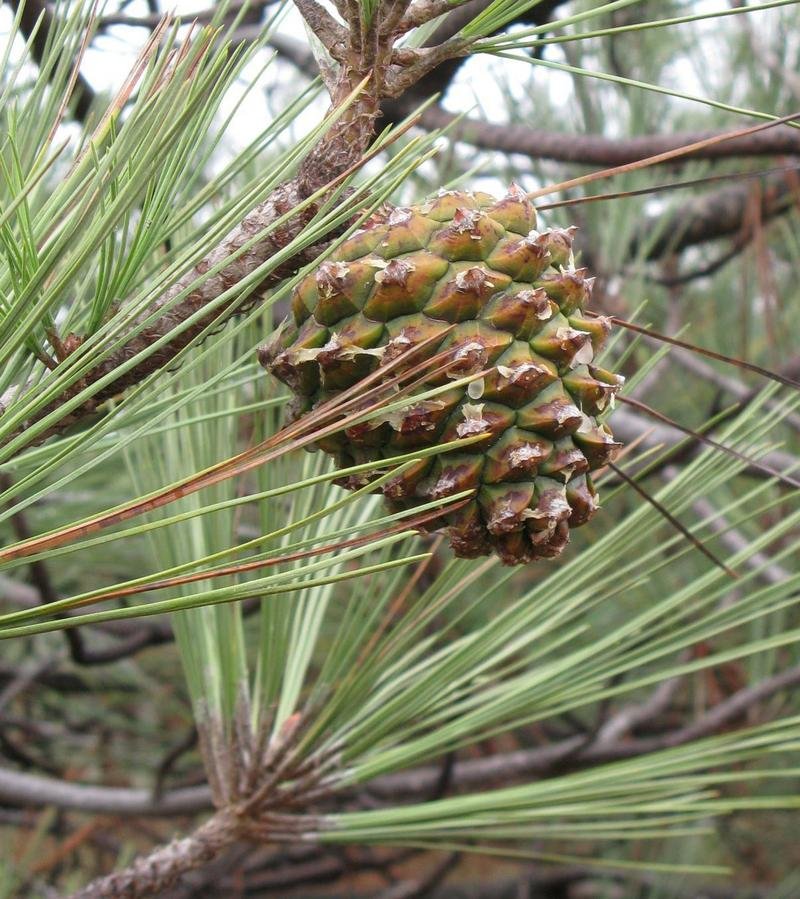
[9, 0, 96, 122]
[1, 37, 386, 453]
[386, 102, 800, 166]
[4, 661, 800, 816]
[636, 167, 800, 259]
[68, 809, 239, 899]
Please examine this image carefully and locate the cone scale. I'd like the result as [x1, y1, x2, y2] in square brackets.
[260, 187, 624, 565]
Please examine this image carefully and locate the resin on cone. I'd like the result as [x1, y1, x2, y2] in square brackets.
[260, 186, 624, 565]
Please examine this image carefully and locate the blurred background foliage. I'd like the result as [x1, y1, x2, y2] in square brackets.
[0, 1, 799, 896]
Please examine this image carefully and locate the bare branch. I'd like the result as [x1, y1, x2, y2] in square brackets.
[294, 0, 351, 65]
[69, 809, 239, 899]
[98, 0, 278, 30]
[9, 0, 96, 122]
[387, 102, 800, 165]
[610, 407, 798, 484]
[691, 494, 793, 588]
[595, 674, 684, 746]
[636, 168, 800, 259]
[396, 0, 454, 32]
[0, 766, 213, 814]
[5, 661, 800, 816]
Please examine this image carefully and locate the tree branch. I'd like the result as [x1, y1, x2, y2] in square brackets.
[98, 0, 277, 30]
[4, 662, 800, 816]
[8, 0, 96, 122]
[370, 661, 800, 798]
[396, 103, 800, 166]
[68, 808, 239, 899]
[609, 407, 798, 484]
[636, 168, 800, 259]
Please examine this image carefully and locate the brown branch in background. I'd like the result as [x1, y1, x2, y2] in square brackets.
[9, 0, 96, 121]
[690, 492, 791, 589]
[0, 661, 110, 693]
[4, 659, 800, 817]
[662, 348, 800, 433]
[2, 0, 483, 455]
[607, 460, 737, 579]
[610, 406, 797, 483]
[266, 37, 800, 267]
[649, 237, 750, 284]
[402, 105, 800, 166]
[635, 167, 800, 259]
[97, 0, 278, 30]
[68, 809, 240, 899]
[375, 851, 461, 899]
[617, 394, 800, 491]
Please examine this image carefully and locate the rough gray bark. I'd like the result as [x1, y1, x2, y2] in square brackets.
[68, 810, 239, 899]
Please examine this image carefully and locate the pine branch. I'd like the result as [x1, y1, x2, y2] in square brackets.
[5, 661, 800, 817]
[7, 0, 96, 122]
[0, 0, 479, 455]
[387, 102, 800, 165]
[68, 809, 239, 899]
[636, 167, 800, 258]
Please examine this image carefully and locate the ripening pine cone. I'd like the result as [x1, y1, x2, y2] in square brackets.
[260, 186, 624, 565]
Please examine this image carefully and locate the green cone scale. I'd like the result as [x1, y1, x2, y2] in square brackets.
[260, 186, 624, 565]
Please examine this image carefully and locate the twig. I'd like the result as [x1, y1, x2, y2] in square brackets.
[691, 493, 793, 588]
[610, 407, 797, 484]
[658, 347, 800, 434]
[68, 808, 239, 899]
[152, 727, 199, 801]
[5, 662, 800, 816]
[10, 0, 96, 122]
[375, 851, 460, 899]
[98, 0, 277, 29]
[595, 673, 684, 746]
[0, 657, 58, 713]
[388, 101, 800, 164]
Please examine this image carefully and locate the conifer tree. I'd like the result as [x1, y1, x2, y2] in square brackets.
[0, 2, 798, 897]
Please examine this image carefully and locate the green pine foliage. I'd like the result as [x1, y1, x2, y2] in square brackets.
[0, 1, 798, 895]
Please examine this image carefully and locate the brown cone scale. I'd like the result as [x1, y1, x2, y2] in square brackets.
[260, 187, 624, 565]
